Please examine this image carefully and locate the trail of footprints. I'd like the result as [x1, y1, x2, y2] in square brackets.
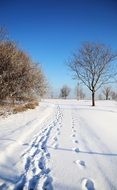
[13, 105, 63, 190]
[71, 111, 96, 190]
[0, 106, 96, 190]
[50, 106, 62, 150]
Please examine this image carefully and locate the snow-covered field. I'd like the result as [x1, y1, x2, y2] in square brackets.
[0, 99, 117, 190]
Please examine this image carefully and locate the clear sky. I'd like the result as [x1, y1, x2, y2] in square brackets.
[0, 0, 117, 92]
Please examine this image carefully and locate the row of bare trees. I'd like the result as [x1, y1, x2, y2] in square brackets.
[68, 42, 117, 106]
[0, 27, 47, 104]
[98, 86, 117, 100]
[59, 84, 85, 100]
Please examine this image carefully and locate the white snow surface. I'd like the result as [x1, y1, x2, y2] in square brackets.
[0, 99, 117, 190]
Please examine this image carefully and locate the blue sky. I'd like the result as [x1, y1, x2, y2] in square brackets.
[0, 0, 117, 92]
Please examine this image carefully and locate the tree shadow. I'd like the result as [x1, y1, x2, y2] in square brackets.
[48, 146, 117, 157]
[79, 150, 117, 156]
[54, 182, 78, 190]
[0, 138, 16, 142]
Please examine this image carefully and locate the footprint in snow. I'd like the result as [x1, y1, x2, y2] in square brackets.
[74, 140, 79, 144]
[74, 160, 86, 168]
[73, 147, 79, 153]
[72, 134, 76, 138]
[53, 137, 58, 141]
[52, 143, 58, 149]
[82, 178, 95, 190]
[23, 143, 29, 146]
[57, 131, 60, 136]
[38, 157, 45, 170]
[43, 176, 53, 190]
[46, 152, 50, 159]
[28, 174, 39, 190]
[0, 183, 7, 189]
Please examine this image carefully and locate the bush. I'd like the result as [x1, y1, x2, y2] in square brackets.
[0, 27, 47, 103]
[13, 101, 39, 113]
[24, 101, 39, 109]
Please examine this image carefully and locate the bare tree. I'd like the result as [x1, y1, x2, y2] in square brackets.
[102, 86, 111, 100]
[68, 42, 117, 106]
[75, 84, 85, 100]
[111, 91, 117, 100]
[60, 85, 70, 99]
[30, 63, 47, 98]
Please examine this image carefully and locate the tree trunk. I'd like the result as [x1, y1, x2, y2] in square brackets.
[92, 91, 95, 106]
[106, 94, 108, 100]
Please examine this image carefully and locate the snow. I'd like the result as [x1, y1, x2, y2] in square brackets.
[0, 99, 117, 189]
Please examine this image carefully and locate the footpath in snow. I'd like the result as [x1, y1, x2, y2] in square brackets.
[0, 99, 117, 190]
